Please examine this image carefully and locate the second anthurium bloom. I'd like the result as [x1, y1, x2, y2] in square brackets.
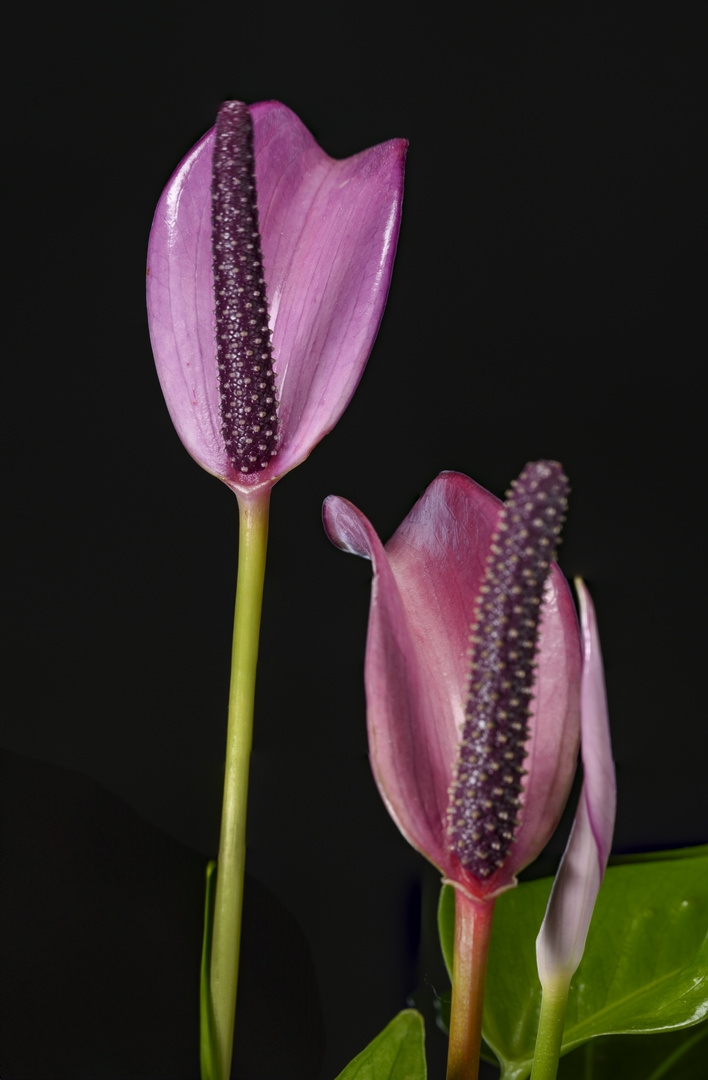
[146, 100, 406, 496]
[325, 462, 584, 1078]
[324, 463, 582, 901]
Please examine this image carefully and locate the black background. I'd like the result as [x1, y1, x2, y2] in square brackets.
[2, 5, 704, 1078]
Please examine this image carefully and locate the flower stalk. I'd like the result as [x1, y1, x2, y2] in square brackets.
[530, 974, 570, 1080]
[206, 490, 271, 1080]
[447, 893, 496, 1080]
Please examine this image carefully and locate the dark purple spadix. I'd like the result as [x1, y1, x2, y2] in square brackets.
[446, 461, 569, 879]
[211, 101, 280, 474]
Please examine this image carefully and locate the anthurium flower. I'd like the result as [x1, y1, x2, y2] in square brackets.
[146, 100, 406, 496]
[536, 578, 616, 984]
[323, 463, 582, 901]
[146, 101, 406, 1080]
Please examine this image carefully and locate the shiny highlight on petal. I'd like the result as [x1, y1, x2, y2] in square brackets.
[446, 462, 569, 879]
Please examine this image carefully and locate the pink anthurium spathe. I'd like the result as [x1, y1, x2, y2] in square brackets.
[146, 100, 406, 497]
[323, 465, 582, 902]
[536, 578, 616, 984]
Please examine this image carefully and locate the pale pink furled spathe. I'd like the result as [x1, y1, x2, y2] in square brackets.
[323, 471, 582, 901]
[146, 101, 406, 494]
[537, 579, 616, 983]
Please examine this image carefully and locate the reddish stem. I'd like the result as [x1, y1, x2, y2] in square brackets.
[446, 890, 496, 1080]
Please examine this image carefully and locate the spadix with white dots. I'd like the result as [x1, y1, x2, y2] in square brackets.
[446, 461, 569, 879]
[211, 101, 280, 474]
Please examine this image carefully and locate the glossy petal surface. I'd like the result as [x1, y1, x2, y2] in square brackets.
[147, 102, 406, 493]
[324, 471, 582, 899]
[537, 579, 616, 982]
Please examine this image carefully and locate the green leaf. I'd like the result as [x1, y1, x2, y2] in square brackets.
[200, 860, 218, 1080]
[333, 1010, 426, 1080]
[556, 1017, 708, 1079]
[479, 852, 708, 1079]
[609, 843, 708, 866]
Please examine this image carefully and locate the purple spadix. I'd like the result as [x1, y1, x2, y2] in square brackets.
[211, 103, 280, 473]
[446, 462, 569, 878]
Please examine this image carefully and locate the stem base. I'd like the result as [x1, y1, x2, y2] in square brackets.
[446, 890, 496, 1080]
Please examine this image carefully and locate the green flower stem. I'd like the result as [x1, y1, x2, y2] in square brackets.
[530, 974, 571, 1080]
[446, 890, 496, 1080]
[207, 488, 271, 1080]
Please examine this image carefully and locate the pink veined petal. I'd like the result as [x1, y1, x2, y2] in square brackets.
[324, 473, 583, 899]
[323, 493, 457, 871]
[147, 102, 406, 493]
[536, 579, 616, 983]
[385, 473, 501, 732]
[251, 102, 407, 478]
[147, 127, 226, 480]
